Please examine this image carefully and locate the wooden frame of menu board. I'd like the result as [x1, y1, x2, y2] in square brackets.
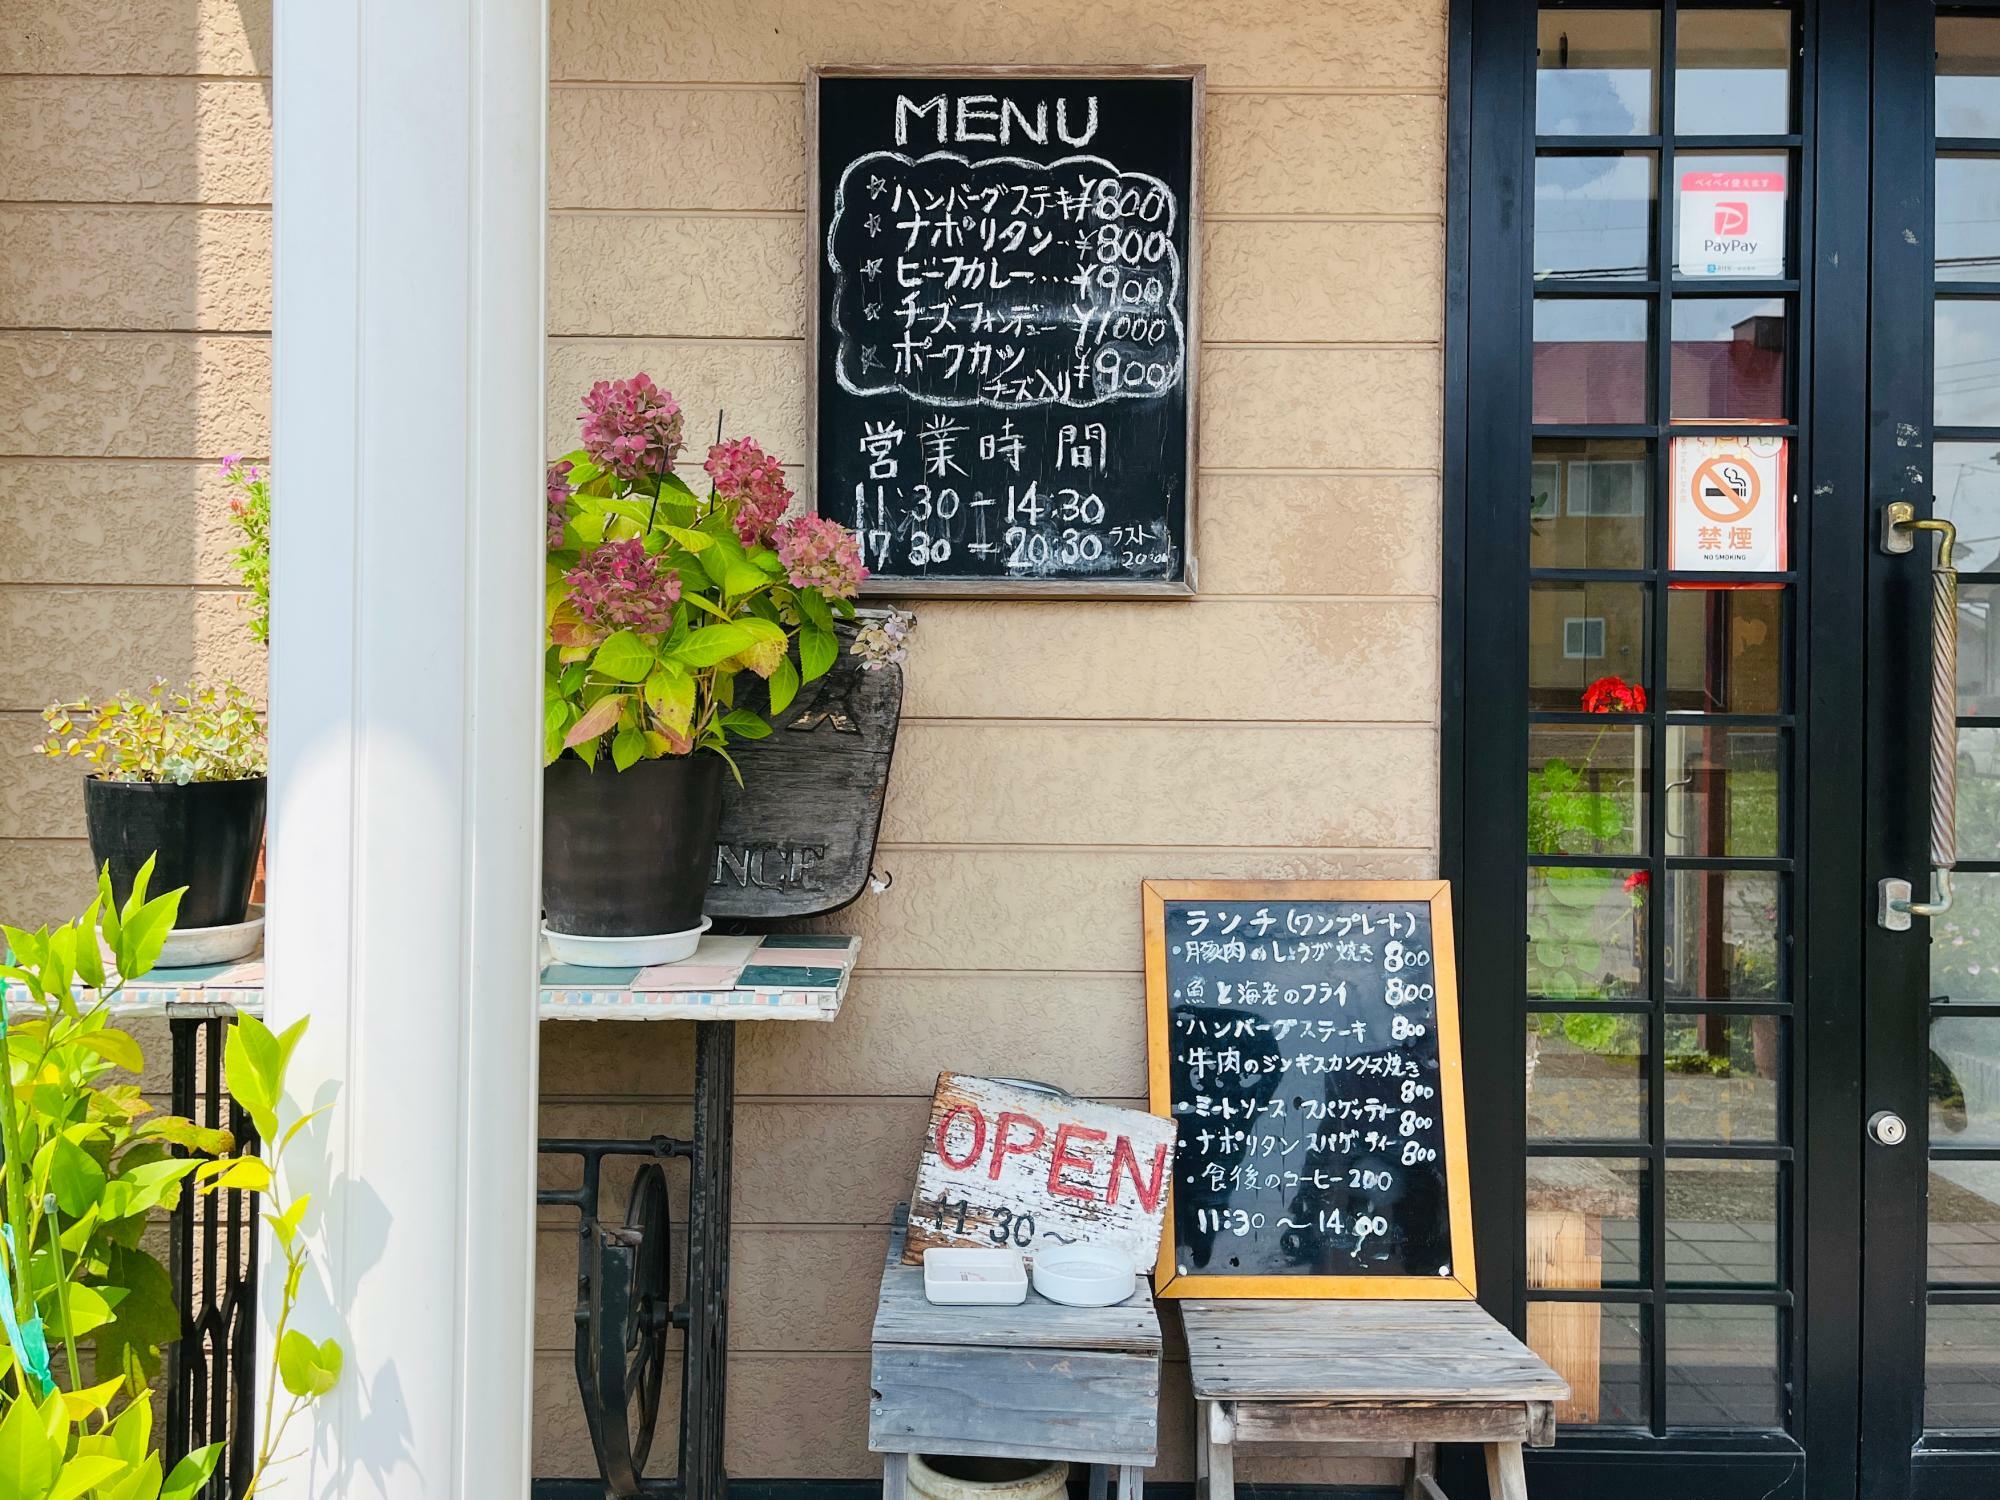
[807, 64, 1203, 597]
[1143, 879, 1477, 1300]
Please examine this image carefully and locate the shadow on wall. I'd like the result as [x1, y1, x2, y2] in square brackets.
[0, 2, 274, 927]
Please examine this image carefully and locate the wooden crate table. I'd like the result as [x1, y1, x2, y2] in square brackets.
[1180, 1300, 1569, 1500]
[871, 1208, 1161, 1500]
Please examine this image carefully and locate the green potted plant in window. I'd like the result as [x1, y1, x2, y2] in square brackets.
[36, 681, 268, 963]
[543, 374, 866, 964]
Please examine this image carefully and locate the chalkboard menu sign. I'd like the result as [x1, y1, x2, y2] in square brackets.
[1143, 881, 1477, 1300]
[809, 66, 1203, 596]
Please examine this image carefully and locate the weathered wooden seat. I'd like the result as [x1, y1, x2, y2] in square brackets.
[1181, 1300, 1569, 1500]
[870, 1208, 1162, 1500]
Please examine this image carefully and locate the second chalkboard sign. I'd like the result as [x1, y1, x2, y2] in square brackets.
[1143, 880, 1477, 1300]
[809, 66, 1203, 597]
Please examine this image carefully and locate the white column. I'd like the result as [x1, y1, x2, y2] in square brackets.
[266, 3, 546, 1496]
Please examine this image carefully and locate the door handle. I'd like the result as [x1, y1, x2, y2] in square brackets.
[1881, 503, 1958, 923]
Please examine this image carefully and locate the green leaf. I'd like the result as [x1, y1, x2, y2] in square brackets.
[194, 1156, 271, 1194]
[95, 868, 123, 969]
[675, 623, 756, 668]
[279, 1329, 343, 1398]
[71, 900, 106, 990]
[98, 1454, 162, 1500]
[74, 1027, 144, 1075]
[57, 1376, 124, 1424]
[733, 616, 786, 644]
[117, 885, 184, 982]
[718, 710, 773, 741]
[49, 1134, 107, 1216]
[136, 1115, 234, 1157]
[767, 653, 799, 717]
[0, 1388, 57, 1500]
[160, 1445, 223, 1500]
[592, 630, 657, 684]
[92, 1246, 181, 1380]
[48, 1281, 114, 1339]
[661, 524, 713, 553]
[644, 668, 696, 738]
[611, 725, 647, 772]
[799, 625, 838, 683]
[265, 1193, 309, 1248]
[797, 588, 835, 632]
[50, 1455, 129, 1500]
[109, 1389, 151, 1465]
[224, 1017, 280, 1142]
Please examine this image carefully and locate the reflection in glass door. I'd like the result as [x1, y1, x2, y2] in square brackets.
[1525, 0, 1801, 1441]
[1921, 6, 2000, 1446]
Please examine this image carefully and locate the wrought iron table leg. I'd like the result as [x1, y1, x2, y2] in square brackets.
[681, 1020, 735, 1500]
[165, 1015, 260, 1499]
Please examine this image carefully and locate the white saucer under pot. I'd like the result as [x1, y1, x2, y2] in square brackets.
[157, 904, 265, 968]
[542, 916, 713, 968]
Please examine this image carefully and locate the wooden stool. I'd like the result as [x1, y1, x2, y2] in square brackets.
[871, 1209, 1161, 1500]
[1181, 1300, 1569, 1500]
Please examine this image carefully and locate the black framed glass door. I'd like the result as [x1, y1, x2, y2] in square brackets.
[1861, 7, 2000, 1499]
[1448, 0, 2000, 1495]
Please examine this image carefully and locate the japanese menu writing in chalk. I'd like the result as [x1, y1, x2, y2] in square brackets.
[810, 68, 1202, 596]
[1143, 881, 1478, 1300]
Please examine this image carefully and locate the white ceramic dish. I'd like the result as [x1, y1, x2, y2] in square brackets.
[1030, 1243, 1136, 1307]
[543, 917, 713, 968]
[923, 1247, 1028, 1306]
[157, 904, 264, 968]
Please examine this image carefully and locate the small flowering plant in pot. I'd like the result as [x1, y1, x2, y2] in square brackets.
[543, 374, 867, 956]
[37, 681, 268, 952]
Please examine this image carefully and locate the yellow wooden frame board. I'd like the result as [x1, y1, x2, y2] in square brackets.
[1144, 879, 1477, 1301]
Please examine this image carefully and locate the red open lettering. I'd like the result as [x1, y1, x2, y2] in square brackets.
[1045, 1123, 1107, 1201]
[987, 1110, 1047, 1179]
[1108, 1135, 1169, 1212]
[936, 1102, 986, 1170]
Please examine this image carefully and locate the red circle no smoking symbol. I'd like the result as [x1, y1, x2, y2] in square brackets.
[1691, 454, 1760, 524]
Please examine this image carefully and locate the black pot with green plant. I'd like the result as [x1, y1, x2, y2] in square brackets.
[39, 680, 269, 930]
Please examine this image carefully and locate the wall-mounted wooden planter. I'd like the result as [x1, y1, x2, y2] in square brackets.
[706, 623, 903, 920]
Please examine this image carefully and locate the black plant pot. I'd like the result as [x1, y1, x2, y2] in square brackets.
[542, 753, 724, 937]
[84, 776, 267, 930]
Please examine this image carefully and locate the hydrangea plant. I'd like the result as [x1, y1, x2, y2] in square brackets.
[545, 375, 868, 776]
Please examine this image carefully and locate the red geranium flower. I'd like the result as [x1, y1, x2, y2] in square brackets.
[1622, 870, 1650, 895]
[1582, 675, 1647, 714]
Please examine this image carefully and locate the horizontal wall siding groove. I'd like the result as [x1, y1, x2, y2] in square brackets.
[0, 200, 272, 211]
[0, 581, 248, 594]
[0, 327, 270, 336]
[0, 73, 269, 83]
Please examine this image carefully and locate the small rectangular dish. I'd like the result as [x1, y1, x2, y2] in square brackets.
[922, 1247, 1029, 1305]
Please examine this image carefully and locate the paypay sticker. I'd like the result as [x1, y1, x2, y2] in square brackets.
[1670, 434, 1788, 579]
[1677, 170, 1786, 278]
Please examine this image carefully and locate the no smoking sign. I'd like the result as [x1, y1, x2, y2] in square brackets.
[1670, 434, 1788, 578]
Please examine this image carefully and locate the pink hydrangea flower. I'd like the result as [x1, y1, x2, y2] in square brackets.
[773, 514, 868, 599]
[579, 374, 684, 481]
[563, 537, 684, 633]
[546, 460, 573, 550]
[704, 437, 793, 544]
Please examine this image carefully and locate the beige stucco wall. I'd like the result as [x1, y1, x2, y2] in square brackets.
[1, 0, 1447, 1482]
